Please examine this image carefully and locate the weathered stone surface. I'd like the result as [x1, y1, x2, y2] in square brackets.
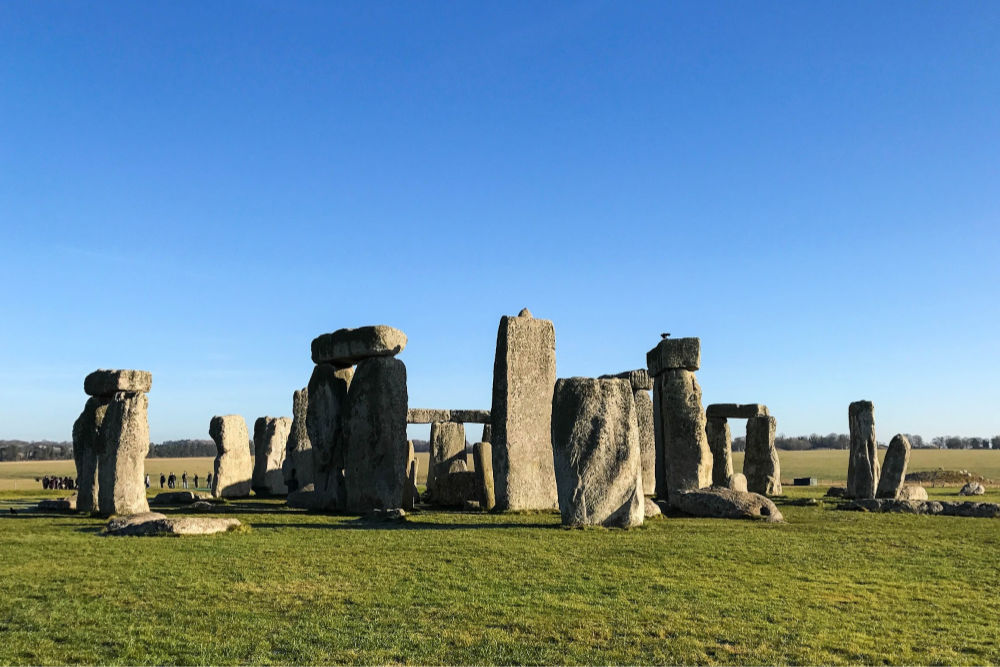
[491, 311, 558, 511]
[655, 370, 713, 498]
[847, 401, 880, 499]
[551, 378, 644, 528]
[473, 441, 496, 510]
[282, 388, 313, 491]
[403, 441, 418, 511]
[97, 392, 150, 516]
[84, 369, 152, 397]
[841, 498, 1000, 518]
[72, 396, 109, 513]
[449, 409, 491, 424]
[644, 497, 662, 518]
[150, 491, 208, 505]
[672, 487, 784, 522]
[252, 416, 292, 496]
[189, 500, 215, 511]
[107, 512, 167, 532]
[960, 482, 986, 496]
[311, 325, 407, 365]
[727, 473, 748, 493]
[106, 513, 242, 536]
[897, 485, 928, 501]
[794, 477, 818, 486]
[939, 501, 1000, 517]
[599, 369, 653, 392]
[825, 486, 847, 498]
[407, 408, 451, 424]
[652, 377, 666, 499]
[705, 403, 770, 419]
[481, 423, 492, 443]
[706, 417, 733, 488]
[876, 434, 911, 499]
[634, 389, 656, 496]
[427, 421, 467, 495]
[38, 495, 77, 511]
[210, 415, 252, 499]
[342, 357, 408, 513]
[429, 470, 478, 507]
[744, 415, 781, 496]
[646, 337, 700, 376]
[306, 364, 353, 508]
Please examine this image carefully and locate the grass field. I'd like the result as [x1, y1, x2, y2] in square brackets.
[2, 451, 1000, 664]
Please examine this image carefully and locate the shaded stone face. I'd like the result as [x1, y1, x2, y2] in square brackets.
[310, 325, 407, 366]
[634, 389, 656, 496]
[599, 369, 653, 392]
[655, 369, 713, 498]
[847, 401, 880, 499]
[646, 337, 700, 375]
[550, 377, 644, 528]
[73, 396, 110, 513]
[706, 403, 769, 419]
[282, 388, 313, 489]
[306, 364, 353, 507]
[210, 415, 252, 498]
[426, 421, 467, 495]
[403, 441, 418, 511]
[97, 392, 151, 516]
[744, 415, 781, 496]
[490, 312, 558, 511]
[473, 441, 495, 510]
[876, 434, 911, 499]
[84, 369, 152, 397]
[705, 417, 734, 488]
[406, 408, 490, 424]
[341, 357, 408, 513]
[253, 416, 292, 496]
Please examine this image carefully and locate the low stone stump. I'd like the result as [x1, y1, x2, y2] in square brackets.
[671, 487, 784, 522]
[825, 486, 847, 498]
[105, 512, 243, 536]
[727, 473, 748, 493]
[841, 498, 1000, 517]
[644, 497, 662, 518]
[150, 491, 209, 505]
[960, 482, 986, 496]
[793, 477, 818, 486]
[897, 485, 928, 501]
[37, 495, 77, 511]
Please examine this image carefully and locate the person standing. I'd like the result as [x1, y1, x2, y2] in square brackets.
[160, 473, 166, 489]
[193, 474, 199, 489]
[182, 472, 188, 490]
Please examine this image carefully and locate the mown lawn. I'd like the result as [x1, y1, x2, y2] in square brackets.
[2, 485, 1000, 665]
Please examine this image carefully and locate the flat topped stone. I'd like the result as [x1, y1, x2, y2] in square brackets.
[706, 403, 770, 419]
[311, 325, 407, 365]
[599, 369, 653, 392]
[106, 514, 243, 536]
[84, 370, 152, 396]
[407, 409, 490, 424]
[646, 337, 700, 375]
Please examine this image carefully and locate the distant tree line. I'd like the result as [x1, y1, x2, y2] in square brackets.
[147, 440, 217, 458]
[0, 440, 72, 461]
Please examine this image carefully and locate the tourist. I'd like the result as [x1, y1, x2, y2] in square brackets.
[181, 472, 188, 489]
[193, 474, 199, 489]
[145, 474, 151, 489]
[159, 473, 166, 489]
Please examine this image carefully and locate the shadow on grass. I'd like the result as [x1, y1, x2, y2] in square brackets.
[249, 519, 557, 531]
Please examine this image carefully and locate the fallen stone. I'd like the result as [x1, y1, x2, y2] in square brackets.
[306, 363, 353, 508]
[210, 415, 252, 499]
[97, 392, 150, 516]
[841, 499, 942, 515]
[793, 477, 818, 486]
[939, 501, 1000, 518]
[551, 377, 643, 528]
[672, 487, 784, 522]
[727, 473, 748, 493]
[876, 434, 911, 499]
[744, 415, 781, 496]
[311, 325, 407, 366]
[960, 482, 986, 496]
[825, 486, 847, 498]
[189, 501, 215, 511]
[106, 513, 242, 536]
[646, 337, 700, 375]
[473, 441, 496, 510]
[38, 495, 77, 511]
[252, 416, 292, 496]
[655, 369, 713, 497]
[706, 417, 733, 489]
[705, 403, 770, 419]
[150, 491, 208, 505]
[84, 369, 152, 397]
[106, 511, 167, 532]
[897, 485, 928, 501]
[847, 400, 880, 499]
[634, 389, 656, 496]
[282, 388, 313, 490]
[72, 396, 109, 514]
[599, 369, 653, 392]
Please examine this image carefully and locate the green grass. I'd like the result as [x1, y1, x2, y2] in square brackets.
[2, 484, 1000, 665]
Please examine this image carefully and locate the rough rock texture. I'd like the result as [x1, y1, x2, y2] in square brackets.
[490, 311, 558, 511]
[450, 409, 491, 424]
[341, 357, 409, 513]
[407, 408, 451, 424]
[876, 434, 911, 499]
[427, 421, 467, 494]
[282, 388, 313, 490]
[72, 396, 109, 513]
[38, 495, 77, 511]
[634, 389, 656, 496]
[672, 487, 784, 522]
[847, 401, 880, 499]
[97, 392, 151, 516]
[189, 501, 215, 511]
[481, 423, 492, 443]
[897, 485, 928, 500]
[825, 486, 847, 498]
[106, 512, 167, 531]
[842, 498, 1000, 518]
[744, 415, 781, 496]
[403, 441, 418, 511]
[306, 364, 353, 509]
[727, 473, 748, 493]
[655, 369, 713, 498]
[705, 403, 770, 419]
[706, 417, 734, 488]
[473, 441, 496, 510]
[599, 369, 653, 392]
[960, 482, 986, 496]
[652, 377, 666, 499]
[84, 369, 152, 397]
[551, 378, 644, 528]
[428, 470, 478, 507]
[210, 415, 252, 499]
[252, 416, 292, 496]
[150, 491, 208, 505]
[646, 337, 700, 375]
[644, 497, 662, 518]
[310, 325, 407, 366]
[106, 513, 243, 536]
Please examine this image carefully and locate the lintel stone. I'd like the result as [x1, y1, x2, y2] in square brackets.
[705, 403, 770, 419]
[310, 325, 407, 366]
[85, 369, 152, 396]
[646, 338, 700, 376]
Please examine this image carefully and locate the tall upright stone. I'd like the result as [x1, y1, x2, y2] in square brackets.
[601, 370, 656, 497]
[427, 421, 467, 494]
[96, 391, 150, 516]
[282, 388, 313, 491]
[490, 308, 558, 511]
[341, 357, 408, 513]
[306, 363, 353, 509]
[210, 415, 252, 498]
[253, 416, 292, 496]
[481, 423, 492, 443]
[706, 417, 734, 488]
[72, 396, 109, 513]
[744, 415, 781, 496]
[473, 441, 496, 510]
[551, 377, 644, 528]
[403, 440, 418, 511]
[876, 433, 911, 499]
[847, 400, 880, 499]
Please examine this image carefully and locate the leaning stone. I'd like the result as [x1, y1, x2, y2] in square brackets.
[73, 396, 109, 513]
[897, 485, 928, 501]
[342, 357, 409, 513]
[210, 415, 252, 498]
[97, 392, 150, 516]
[427, 421, 467, 495]
[744, 415, 781, 496]
[706, 417, 733, 488]
[646, 337, 700, 376]
[705, 403, 770, 419]
[655, 369, 713, 497]
[282, 388, 313, 490]
[84, 369, 152, 397]
[449, 409, 491, 424]
[407, 408, 451, 424]
[473, 441, 496, 510]
[252, 416, 292, 496]
[38, 495, 77, 511]
[150, 491, 207, 505]
[599, 369, 653, 392]
[847, 400, 880, 499]
[959, 482, 986, 496]
[672, 487, 783, 522]
[306, 363, 353, 508]
[551, 377, 644, 528]
[310, 325, 407, 366]
[634, 389, 656, 496]
[876, 434, 911, 499]
[644, 497, 662, 518]
[490, 310, 558, 511]
[727, 473, 748, 493]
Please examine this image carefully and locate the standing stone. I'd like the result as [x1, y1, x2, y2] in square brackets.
[252, 416, 292, 495]
[341, 357, 408, 513]
[634, 389, 656, 496]
[744, 415, 781, 496]
[427, 421, 467, 494]
[473, 441, 496, 510]
[847, 401, 880, 499]
[210, 415, 252, 498]
[97, 392, 151, 516]
[306, 364, 353, 509]
[481, 423, 492, 443]
[652, 376, 666, 499]
[403, 440, 418, 511]
[72, 396, 109, 513]
[657, 369, 713, 498]
[706, 417, 733, 488]
[551, 377, 644, 528]
[490, 309, 558, 511]
[876, 434, 911, 499]
[282, 388, 313, 491]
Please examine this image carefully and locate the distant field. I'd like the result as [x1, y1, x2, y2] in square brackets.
[3, 449, 997, 491]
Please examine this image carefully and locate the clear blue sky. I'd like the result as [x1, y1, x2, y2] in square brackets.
[2, 1, 998, 443]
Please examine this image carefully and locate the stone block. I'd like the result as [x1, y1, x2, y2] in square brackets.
[744, 415, 781, 496]
[84, 369, 152, 397]
[282, 387, 313, 491]
[706, 417, 734, 488]
[210, 415, 252, 498]
[97, 392, 150, 516]
[430, 470, 478, 507]
[646, 337, 700, 376]
[634, 389, 656, 496]
[654, 369, 713, 498]
[473, 441, 495, 510]
[449, 409, 491, 424]
[407, 408, 451, 424]
[306, 363, 353, 508]
[427, 421, 467, 495]
[599, 369, 653, 391]
[73, 396, 110, 513]
[705, 403, 770, 419]
[310, 325, 407, 366]
[847, 400, 879, 499]
[252, 416, 292, 496]
[876, 434, 911, 499]
[672, 487, 783, 522]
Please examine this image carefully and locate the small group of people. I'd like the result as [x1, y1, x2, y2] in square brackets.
[150, 471, 212, 490]
[40, 475, 75, 490]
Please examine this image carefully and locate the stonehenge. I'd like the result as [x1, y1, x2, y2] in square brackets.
[425, 421, 467, 501]
[600, 370, 655, 496]
[744, 415, 781, 496]
[473, 441, 495, 510]
[876, 434, 911, 499]
[252, 416, 292, 496]
[210, 415, 252, 498]
[847, 401, 880, 499]
[407, 409, 490, 424]
[704, 404, 780, 496]
[282, 388, 313, 491]
[490, 308, 559, 511]
[305, 362, 353, 509]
